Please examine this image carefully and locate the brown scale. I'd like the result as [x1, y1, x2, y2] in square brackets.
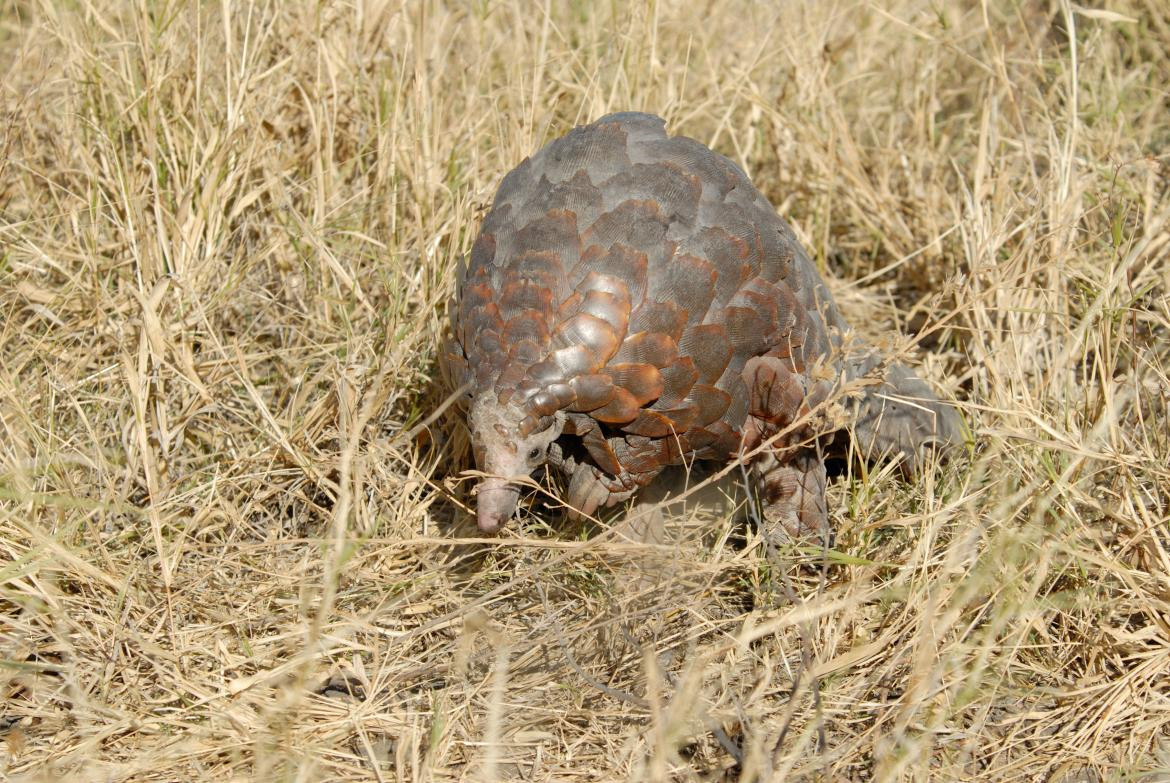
[445, 112, 965, 537]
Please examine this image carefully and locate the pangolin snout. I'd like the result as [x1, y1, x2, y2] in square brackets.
[475, 478, 521, 533]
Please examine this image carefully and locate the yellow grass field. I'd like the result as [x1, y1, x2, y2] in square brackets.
[2, 1, 1168, 780]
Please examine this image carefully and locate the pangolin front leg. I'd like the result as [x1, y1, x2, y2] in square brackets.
[754, 447, 829, 542]
[740, 351, 834, 541]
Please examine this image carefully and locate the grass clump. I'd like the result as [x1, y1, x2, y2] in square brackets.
[1, 1, 1168, 780]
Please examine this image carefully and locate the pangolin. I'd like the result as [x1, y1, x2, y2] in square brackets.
[444, 112, 962, 537]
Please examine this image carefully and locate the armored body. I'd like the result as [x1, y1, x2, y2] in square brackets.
[445, 113, 961, 536]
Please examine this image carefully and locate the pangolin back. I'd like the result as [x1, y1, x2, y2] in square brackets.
[446, 112, 961, 535]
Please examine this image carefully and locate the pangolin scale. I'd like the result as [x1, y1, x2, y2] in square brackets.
[444, 112, 962, 536]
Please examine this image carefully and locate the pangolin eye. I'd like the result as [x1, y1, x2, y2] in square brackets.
[527, 447, 542, 462]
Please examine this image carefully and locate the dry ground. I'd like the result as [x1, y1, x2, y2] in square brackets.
[2, 1, 1169, 780]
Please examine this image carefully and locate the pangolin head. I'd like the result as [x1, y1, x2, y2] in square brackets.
[468, 395, 565, 533]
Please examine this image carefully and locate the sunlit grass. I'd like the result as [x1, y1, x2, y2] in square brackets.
[1, 1, 1167, 780]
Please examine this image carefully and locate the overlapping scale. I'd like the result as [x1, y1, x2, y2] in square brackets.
[644, 252, 716, 325]
[613, 331, 678, 367]
[606, 363, 664, 406]
[590, 387, 643, 424]
[576, 288, 630, 337]
[541, 120, 632, 185]
[628, 299, 687, 340]
[653, 356, 699, 408]
[579, 201, 667, 280]
[568, 374, 616, 412]
[599, 163, 702, 225]
[677, 325, 731, 384]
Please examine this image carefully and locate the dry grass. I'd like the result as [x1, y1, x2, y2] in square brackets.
[1, 0, 1168, 780]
